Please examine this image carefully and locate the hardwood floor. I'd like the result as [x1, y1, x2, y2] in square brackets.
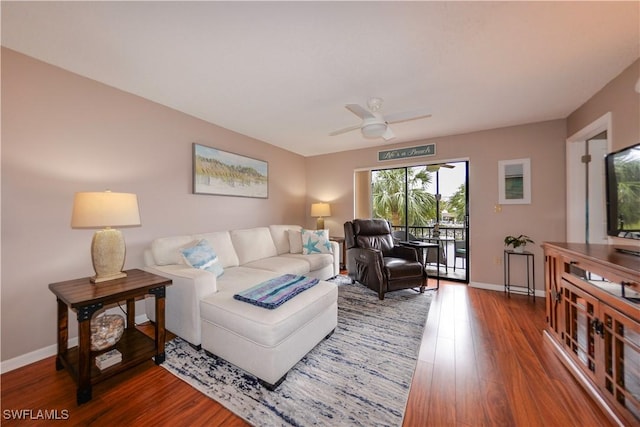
[1, 282, 614, 426]
[405, 282, 613, 426]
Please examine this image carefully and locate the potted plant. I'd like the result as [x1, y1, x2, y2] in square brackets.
[504, 234, 534, 253]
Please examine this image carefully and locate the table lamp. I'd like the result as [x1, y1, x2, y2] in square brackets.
[71, 191, 141, 283]
[311, 203, 331, 230]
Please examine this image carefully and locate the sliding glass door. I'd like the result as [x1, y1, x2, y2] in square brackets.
[371, 161, 469, 283]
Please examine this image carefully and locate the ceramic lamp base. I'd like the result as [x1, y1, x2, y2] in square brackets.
[316, 217, 325, 230]
[90, 228, 127, 283]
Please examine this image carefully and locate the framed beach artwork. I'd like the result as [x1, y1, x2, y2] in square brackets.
[498, 158, 531, 204]
[193, 143, 268, 198]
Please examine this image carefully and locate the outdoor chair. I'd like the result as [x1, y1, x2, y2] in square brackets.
[454, 240, 467, 271]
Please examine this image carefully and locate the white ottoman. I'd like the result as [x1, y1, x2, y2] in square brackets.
[199, 268, 338, 389]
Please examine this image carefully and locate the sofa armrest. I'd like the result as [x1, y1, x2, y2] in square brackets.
[143, 264, 217, 347]
[330, 240, 340, 275]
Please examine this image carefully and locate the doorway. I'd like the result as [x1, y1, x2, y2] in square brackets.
[566, 113, 611, 244]
[368, 161, 469, 283]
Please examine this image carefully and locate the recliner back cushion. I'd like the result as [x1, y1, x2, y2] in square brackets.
[356, 235, 395, 255]
[352, 219, 394, 255]
[231, 227, 278, 265]
[353, 218, 391, 236]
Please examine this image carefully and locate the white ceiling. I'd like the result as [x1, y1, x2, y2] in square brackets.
[2, 1, 639, 157]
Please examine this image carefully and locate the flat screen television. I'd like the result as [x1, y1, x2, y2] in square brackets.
[605, 142, 640, 241]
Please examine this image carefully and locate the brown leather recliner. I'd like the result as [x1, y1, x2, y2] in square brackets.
[344, 219, 426, 300]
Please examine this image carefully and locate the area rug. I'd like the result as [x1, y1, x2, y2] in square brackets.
[161, 277, 432, 426]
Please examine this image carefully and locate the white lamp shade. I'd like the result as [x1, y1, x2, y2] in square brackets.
[71, 192, 141, 229]
[311, 203, 331, 218]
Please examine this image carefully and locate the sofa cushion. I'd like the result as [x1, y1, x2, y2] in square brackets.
[302, 229, 333, 255]
[201, 267, 338, 348]
[281, 253, 333, 272]
[151, 235, 195, 266]
[242, 256, 311, 276]
[193, 231, 239, 268]
[231, 227, 278, 265]
[269, 225, 302, 255]
[288, 229, 303, 254]
[180, 239, 224, 277]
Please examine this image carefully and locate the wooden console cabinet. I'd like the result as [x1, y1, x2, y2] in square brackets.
[543, 242, 639, 426]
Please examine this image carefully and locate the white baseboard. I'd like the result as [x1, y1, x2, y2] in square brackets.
[469, 281, 545, 298]
[0, 313, 149, 374]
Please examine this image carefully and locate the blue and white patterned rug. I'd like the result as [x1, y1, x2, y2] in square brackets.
[161, 277, 432, 426]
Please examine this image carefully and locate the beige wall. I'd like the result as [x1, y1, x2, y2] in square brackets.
[568, 59, 640, 152]
[2, 46, 637, 365]
[305, 120, 568, 289]
[1, 48, 307, 361]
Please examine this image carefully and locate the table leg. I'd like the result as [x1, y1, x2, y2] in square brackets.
[77, 316, 92, 404]
[55, 298, 68, 371]
[75, 303, 102, 405]
[504, 251, 509, 295]
[417, 247, 427, 291]
[531, 255, 536, 300]
[528, 254, 535, 301]
[150, 286, 166, 364]
[126, 299, 135, 329]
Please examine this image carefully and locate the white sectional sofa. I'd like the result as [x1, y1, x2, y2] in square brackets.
[143, 225, 339, 388]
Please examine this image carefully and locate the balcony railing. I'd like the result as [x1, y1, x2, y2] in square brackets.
[391, 224, 466, 241]
[390, 223, 468, 280]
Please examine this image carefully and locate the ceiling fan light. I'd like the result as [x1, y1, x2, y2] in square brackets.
[362, 123, 387, 138]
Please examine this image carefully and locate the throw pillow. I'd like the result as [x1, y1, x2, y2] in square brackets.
[288, 229, 303, 254]
[180, 239, 224, 278]
[301, 229, 333, 255]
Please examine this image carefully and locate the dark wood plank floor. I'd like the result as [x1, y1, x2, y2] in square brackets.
[1, 281, 614, 426]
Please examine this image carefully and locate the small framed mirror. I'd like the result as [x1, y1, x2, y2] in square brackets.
[498, 158, 531, 204]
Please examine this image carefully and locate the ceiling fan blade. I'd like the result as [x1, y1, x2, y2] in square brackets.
[329, 124, 362, 136]
[382, 126, 395, 141]
[427, 163, 456, 172]
[345, 104, 375, 120]
[385, 110, 432, 124]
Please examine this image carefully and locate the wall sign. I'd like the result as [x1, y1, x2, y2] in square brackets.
[378, 144, 436, 162]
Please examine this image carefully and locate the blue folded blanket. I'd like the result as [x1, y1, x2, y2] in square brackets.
[233, 274, 319, 309]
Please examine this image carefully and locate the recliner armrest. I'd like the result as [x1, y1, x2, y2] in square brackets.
[350, 246, 385, 267]
[348, 247, 385, 291]
[390, 245, 419, 262]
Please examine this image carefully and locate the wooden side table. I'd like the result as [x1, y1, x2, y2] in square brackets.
[49, 269, 171, 404]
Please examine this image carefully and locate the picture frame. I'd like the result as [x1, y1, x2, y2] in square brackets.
[498, 158, 531, 204]
[193, 143, 268, 198]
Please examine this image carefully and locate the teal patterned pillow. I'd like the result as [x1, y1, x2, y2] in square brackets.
[301, 229, 333, 255]
[180, 239, 224, 277]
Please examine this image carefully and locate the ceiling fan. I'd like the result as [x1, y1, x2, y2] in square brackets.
[329, 97, 431, 141]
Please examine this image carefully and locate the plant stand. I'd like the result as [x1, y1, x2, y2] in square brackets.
[503, 249, 535, 299]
